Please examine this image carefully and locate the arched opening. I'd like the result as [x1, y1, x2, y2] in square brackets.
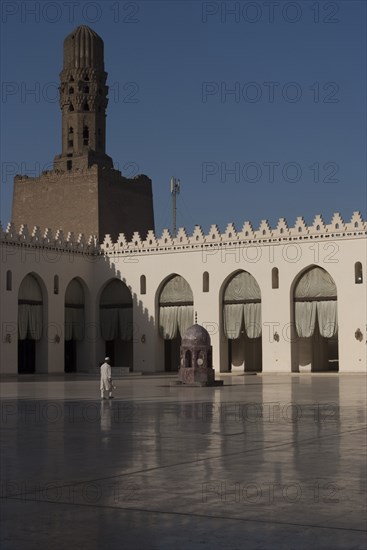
[355, 262, 363, 284]
[64, 278, 85, 372]
[222, 271, 262, 372]
[83, 85, 89, 94]
[6, 270, 12, 291]
[83, 103, 89, 112]
[69, 87, 74, 94]
[158, 275, 194, 372]
[185, 350, 192, 369]
[292, 266, 338, 372]
[203, 271, 209, 292]
[99, 279, 133, 370]
[69, 103, 74, 112]
[272, 268, 279, 289]
[54, 275, 59, 295]
[18, 274, 44, 373]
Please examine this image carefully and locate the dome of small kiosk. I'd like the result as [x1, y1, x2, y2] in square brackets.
[182, 324, 211, 346]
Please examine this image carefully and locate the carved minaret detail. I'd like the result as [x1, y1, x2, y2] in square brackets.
[54, 25, 113, 171]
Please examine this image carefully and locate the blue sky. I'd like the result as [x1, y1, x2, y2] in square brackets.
[1, 0, 366, 236]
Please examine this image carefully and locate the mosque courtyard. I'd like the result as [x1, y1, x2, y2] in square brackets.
[0, 372, 366, 549]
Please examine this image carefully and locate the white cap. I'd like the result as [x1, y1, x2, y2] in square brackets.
[104, 357, 110, 361]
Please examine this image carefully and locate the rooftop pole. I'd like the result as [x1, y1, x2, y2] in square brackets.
[170, 177, 180, 237]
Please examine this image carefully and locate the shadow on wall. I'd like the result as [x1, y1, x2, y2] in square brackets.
[94, 253, 156, 373]
[14, 247, 156, 374]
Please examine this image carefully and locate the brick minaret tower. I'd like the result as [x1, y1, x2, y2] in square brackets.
[12, 25, 154, 241]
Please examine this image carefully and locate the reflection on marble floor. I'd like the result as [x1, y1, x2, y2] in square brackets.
[1, 374, 366, 549]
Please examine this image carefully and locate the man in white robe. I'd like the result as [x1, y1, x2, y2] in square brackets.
[100, 357, 114, 399]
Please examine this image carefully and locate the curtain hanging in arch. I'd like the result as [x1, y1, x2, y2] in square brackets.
[244, 303, 262, 338]
[18, 275, 43, 341]
[224, 271, 261, 301]
[100, 280, 133, 341]
[65, 279, 85, 341]
[159, 306, 178, 340]
[316, 301, 338, 338]
[223, 303, 243, 340]
[18, 304, 43, 340]
[223, 272, 261, 339]
[159, 276, 194, 340]
[65, 308, 84, 341]
[295, 302, 317, 338]
[294, 267, 338, 338]
[100, 306, 133, 341]
[294, 267, 337, 298]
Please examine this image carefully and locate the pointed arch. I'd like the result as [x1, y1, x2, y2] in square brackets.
[64, 277, 86, 372]
[220, 270, 262, 373]
[99, 278, 133, 369]
[291, 265, 338, 372]
[17, 273, 48, 374]
[157, 274, 194, 372]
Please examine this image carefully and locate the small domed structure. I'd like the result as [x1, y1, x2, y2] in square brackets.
[63, 25, 104, 69]
[178, 324, 222, 386]
[182, 324, 211, 347]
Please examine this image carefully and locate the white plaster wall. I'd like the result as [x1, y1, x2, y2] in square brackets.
[1, 232, 366, 375]
[0, 244, 98, 374]
[99, 235, 366, 374]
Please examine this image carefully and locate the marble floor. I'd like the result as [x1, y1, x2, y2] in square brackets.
[0, 373, 366, 549]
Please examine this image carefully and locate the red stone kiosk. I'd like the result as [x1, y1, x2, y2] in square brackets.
[178, 324, 223, 386]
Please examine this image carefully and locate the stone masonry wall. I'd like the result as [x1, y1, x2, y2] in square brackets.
[12, 168, 99, 238]
[12, 166, 155, 242]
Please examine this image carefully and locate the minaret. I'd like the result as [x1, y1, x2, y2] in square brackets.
[54, 25, 113, 171]
[12, 26, 154, 242]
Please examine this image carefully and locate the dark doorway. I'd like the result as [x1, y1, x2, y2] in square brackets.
[18, 340, 36, 374]
[65, 340, 77, 373]
[228, 340, 232, 372]
[164, 337, 181, 372]
[105, 341, 115, 366]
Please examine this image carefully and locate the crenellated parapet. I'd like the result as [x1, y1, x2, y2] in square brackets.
[0, 222, 100, 254]
[1, 212, 366, 256]
[100, 211, 366, 255]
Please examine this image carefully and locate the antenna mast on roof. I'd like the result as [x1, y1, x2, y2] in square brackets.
[170, 177, 180, 237]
